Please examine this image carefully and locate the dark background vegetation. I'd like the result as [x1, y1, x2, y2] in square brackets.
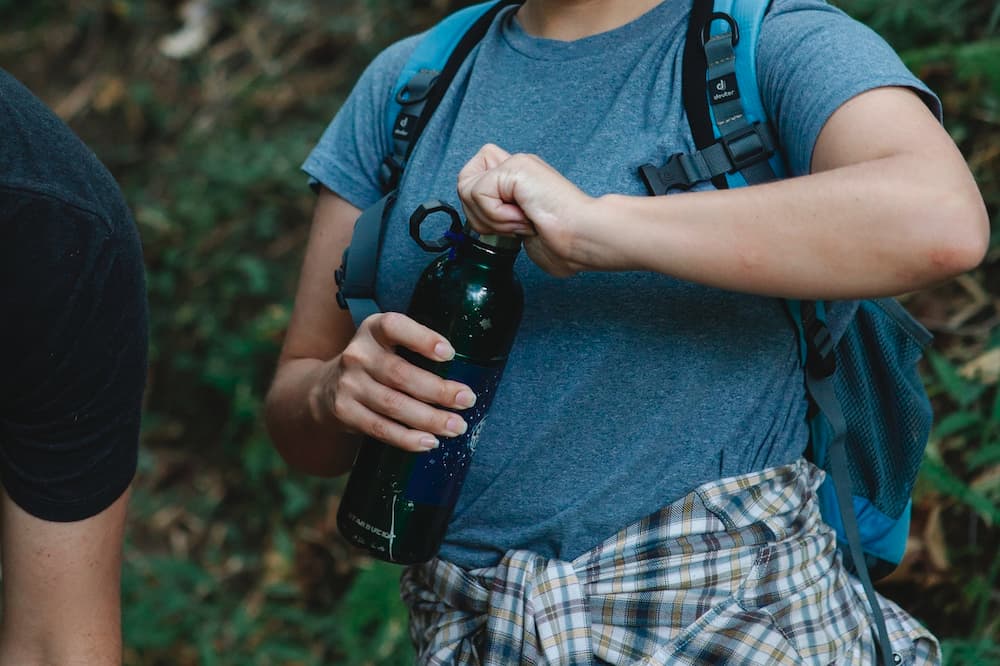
[0, 0, 998, 663]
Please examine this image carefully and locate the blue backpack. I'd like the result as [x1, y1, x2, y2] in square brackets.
[333, 2, 934, 663]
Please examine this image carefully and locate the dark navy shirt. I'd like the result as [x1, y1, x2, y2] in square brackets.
[0, 69, 147, 521]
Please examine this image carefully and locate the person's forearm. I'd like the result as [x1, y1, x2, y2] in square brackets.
[582, 152, 988, 300]
[265, 357, 361, 477]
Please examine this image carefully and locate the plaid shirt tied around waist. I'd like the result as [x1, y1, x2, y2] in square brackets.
[400, 459, 939, 665]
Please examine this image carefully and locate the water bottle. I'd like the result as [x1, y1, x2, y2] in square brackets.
[337, 200, 524, 564]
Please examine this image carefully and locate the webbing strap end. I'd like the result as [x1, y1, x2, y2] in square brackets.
[804, 310, 837, 378]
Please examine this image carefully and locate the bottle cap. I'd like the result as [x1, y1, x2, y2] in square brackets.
[470, 232, 521, 252]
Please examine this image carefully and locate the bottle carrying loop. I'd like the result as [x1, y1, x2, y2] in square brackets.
[410, 200, 465, 252]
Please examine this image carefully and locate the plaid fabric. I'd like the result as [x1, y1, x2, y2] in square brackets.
[400, 459, 939, 665]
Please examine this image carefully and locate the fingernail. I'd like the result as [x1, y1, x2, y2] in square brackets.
[419, 436, 440, 450]
[455, 390, 477, 409]
[445, 416, 467, 437]
[435, 342, 455, 360]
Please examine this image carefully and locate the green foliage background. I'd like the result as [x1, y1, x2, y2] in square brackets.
[1, 1, 998, 663]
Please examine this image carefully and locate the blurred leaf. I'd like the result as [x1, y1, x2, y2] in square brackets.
[967, 443, 1000, 470]
[928, 351, 988, 407]
[921, 458, 1000, 525]
[903, 39, 1000, 92]
[933, 410, 983, 438]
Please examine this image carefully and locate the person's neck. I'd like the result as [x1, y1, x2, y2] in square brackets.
[515, 0, 664, 41]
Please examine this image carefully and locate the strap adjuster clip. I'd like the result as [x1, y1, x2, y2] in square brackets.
[721, 122, 775, 173]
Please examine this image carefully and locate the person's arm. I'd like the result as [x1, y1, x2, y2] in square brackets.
[264, 189, 478, 477]
[0, 489, 129, 665]
[457, 87, 989, 298]
[0, 192, 146, 666]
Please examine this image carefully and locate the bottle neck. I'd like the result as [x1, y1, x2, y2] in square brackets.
[457, 236, 521, 269]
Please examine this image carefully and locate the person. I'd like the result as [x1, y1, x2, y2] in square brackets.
[0, 68, 147, 664]
[265, 0, 989, 662]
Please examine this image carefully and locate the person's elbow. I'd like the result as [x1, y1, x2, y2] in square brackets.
[263, 367, 358, 478]
[262, 378, 319, 475]
[262, 381, 294, 461]
[923, 184, 991, 281]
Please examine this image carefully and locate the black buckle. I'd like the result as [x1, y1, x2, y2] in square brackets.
[721, 123, 774, 173]
[639, 154, 699, 196]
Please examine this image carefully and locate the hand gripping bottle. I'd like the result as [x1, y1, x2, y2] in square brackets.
[337, 200, 523, 564]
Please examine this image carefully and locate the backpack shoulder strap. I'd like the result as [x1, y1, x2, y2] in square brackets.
[676, 4, 897, 664]
[641, 0, 783, 194]
[702, 0, 785, 187]
[379, 0, 519, 191]
[336, 0, 518, 328]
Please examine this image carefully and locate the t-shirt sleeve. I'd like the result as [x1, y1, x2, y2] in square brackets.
[0, 193, 147, 522]
[302, 34, 424, 210]
[757, 0, 943, 177]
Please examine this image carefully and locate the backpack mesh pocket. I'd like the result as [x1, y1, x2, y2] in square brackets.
[829, 299, 933, 521]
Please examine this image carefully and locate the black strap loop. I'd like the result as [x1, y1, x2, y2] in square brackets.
[702, 12, 740, 46]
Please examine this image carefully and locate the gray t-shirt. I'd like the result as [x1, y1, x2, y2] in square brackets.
[304, 0, 939, 569]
